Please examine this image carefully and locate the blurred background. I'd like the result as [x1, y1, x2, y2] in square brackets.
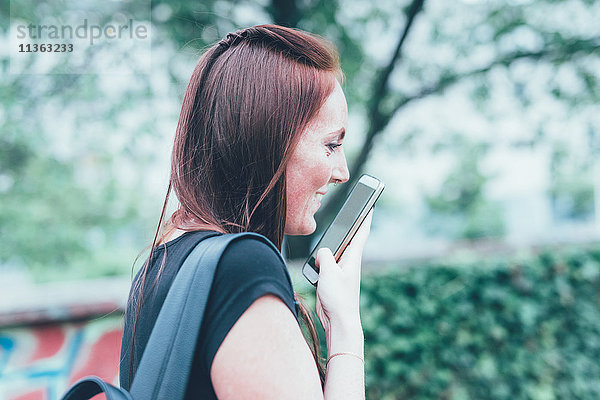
[1, 0, 600, 398]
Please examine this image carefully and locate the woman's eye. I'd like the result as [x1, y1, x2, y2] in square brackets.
[327, 143, 342, 152]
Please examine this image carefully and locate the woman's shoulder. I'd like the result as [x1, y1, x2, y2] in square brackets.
[216, 234, 291, 288]
[222, 233, 284, 261]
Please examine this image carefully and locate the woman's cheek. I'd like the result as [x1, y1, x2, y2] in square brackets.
[288, 177, 310, 211]
[307, 154, 330, 184]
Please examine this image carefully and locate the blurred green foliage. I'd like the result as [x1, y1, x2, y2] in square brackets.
[550, 144, 596, 222]
[310, 247, 600, 399]
[425, 139, 505, 240]
[293, 245, 600, 398]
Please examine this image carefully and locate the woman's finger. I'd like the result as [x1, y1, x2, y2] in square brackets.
[316, 247, 336, 274]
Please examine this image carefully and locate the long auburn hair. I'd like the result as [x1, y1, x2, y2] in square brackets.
[130, 24, 342, 386]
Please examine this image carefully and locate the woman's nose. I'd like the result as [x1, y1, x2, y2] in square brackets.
[333, 152, 350, 183]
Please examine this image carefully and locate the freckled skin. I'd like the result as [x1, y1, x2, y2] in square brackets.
[285, 80, 350, 235]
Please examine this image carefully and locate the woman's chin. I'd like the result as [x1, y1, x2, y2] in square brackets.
[303, 222, 317, 235]
[285, 217, 317, 236]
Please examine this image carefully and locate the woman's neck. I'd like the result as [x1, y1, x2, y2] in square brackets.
[156, 227, 187, 246]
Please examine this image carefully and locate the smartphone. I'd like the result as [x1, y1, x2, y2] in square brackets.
[302, 174, 385, 286]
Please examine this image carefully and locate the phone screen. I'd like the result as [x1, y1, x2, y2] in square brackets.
[305, 176, 382, 277]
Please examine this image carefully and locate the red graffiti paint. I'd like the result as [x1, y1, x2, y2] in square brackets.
[29, 326, 66, 362]
[10, 388, 46, 400]
[68, 328, 122, 385]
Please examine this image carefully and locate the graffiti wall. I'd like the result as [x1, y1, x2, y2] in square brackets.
[0, 315, 123, 400]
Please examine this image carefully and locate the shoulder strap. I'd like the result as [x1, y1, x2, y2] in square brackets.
[129, 232, 272, 400]
[61, 376, 133, 400]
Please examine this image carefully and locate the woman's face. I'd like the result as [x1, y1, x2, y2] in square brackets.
[285, 80, 350, 235]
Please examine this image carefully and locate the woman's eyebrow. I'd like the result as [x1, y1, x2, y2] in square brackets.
[329, 127, 345, 140]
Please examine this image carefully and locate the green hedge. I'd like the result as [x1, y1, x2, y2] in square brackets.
[302, 247, 600, 399]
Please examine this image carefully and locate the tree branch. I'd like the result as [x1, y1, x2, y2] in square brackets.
[317, 0, 426, 224]
[368, 0, 425, 115]
[391, 36, 600, 114]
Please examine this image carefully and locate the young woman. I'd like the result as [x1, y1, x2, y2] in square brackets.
[120, 24, 372, 399]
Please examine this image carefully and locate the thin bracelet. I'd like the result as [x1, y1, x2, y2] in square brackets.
[326, 352, 364, 367]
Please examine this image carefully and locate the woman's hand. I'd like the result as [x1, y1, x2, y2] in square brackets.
[315, 209, 373, 345]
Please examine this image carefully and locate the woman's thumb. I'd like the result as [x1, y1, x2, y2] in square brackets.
[316, 247, 335, 273]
